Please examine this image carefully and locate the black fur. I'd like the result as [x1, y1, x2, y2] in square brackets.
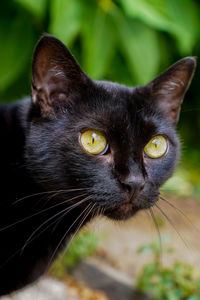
[0, 35, 196, 295]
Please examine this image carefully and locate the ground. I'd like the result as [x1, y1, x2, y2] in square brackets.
[89, 194, 200, 278]
[2, 194, 200, 300]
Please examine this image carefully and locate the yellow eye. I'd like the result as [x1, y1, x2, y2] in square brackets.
[144, 135, 167, 158]
[80, 130, 108, 155]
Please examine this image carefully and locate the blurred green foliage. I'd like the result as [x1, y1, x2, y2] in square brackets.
[162, 167, 200, 198]
[137, 237, 200, 299]
[50, 229, 100, 278]
[0, 0, 200, 183]
[63, 229, 100, 267]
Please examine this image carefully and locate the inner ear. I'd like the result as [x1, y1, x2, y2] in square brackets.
[146, 57, 196, 125]
[31, 34, 89, 116]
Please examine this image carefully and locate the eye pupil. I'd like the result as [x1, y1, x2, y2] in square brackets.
[144, 135, 167, 159]
[80, 130, 108, 155]
[92, 134, 95, 144]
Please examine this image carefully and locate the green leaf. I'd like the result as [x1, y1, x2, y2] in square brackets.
[187, 296, 200, 300]
[0, 14, 34, 92]
[121, 0, 171, 30]
[81, 8, 116, 79]
[137, 245, 153, 253]
[164, 0, 199, 53]
[116, 17, 160, 84]
[166, 289, 183, 300]
[14, 0, 47, 19]
[121, 0, 199, 54]
[49, 0, 82, 46]
[162, 167, 194, 196]
[64, 230, 100, 267]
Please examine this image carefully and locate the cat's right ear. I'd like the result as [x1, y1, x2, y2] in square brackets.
[31, 35, 89, 116]
[145, 57, 196, 125]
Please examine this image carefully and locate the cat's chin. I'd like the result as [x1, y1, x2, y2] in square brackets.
[103, 203, 141, 221]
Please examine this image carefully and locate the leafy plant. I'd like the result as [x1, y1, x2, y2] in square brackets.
[0, 0, 200, 178]
[137, 237, 200, 300]
[1, 0, 200, 94]
[64, 229, 100, 267]
[50, 229, 100, 278]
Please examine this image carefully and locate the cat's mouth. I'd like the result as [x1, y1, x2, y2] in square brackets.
[102, 196, 158, 221]
[104, 202, 139, 220]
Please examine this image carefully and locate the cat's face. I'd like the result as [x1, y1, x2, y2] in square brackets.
[26, 35, 196, 220]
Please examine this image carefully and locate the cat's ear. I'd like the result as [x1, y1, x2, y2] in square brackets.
[31, 35, 89, 116]
[146, 57, 196, 125]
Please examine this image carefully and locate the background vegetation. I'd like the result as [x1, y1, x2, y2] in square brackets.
[137, 237, 200, 300]
[0, 0, 199, 193]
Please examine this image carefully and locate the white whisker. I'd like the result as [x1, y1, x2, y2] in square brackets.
[0, 193, 88, 232]
[46, 202, 95, 271]
[155, 203, 190, 250]
[12, 188, 90, 205]
[21, 196, 92, 253]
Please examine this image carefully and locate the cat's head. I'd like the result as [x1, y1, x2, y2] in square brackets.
[26, 35, 196, 220]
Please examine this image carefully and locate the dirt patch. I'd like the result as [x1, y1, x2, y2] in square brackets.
[65, 275, 109, 300]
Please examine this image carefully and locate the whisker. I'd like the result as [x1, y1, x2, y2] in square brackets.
[51, 211, 67, 234]
[144, 210, 153, 225]
[100, 206, 105, 217]
[58, 203, 96, 264]
[12, 188, 90, 206]
[0, 197, 92, 268]
[149, 207, 162, 264]
[155, 203, 189, 250]
[21, 196, 92, 253]
[100, 205, 103, 214]
[0, 193, 88, 232]
[39, 188, 90, 208]
[12, 191, 58, 206]
[159, 195, 200, 234]
[91, 202, 100, 220]
[46, 202, 95, 271]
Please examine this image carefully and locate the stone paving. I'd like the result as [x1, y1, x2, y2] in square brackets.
[0, 278, 79, 300]
[69, 258, 148, 300]
[0, 259, 148, 300]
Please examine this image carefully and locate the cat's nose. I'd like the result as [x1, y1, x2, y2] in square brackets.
[119, 175, 145, 195]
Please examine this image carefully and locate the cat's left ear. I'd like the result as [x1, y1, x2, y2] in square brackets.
[31, 35, 89, 116]
[146, 57, 196, 125]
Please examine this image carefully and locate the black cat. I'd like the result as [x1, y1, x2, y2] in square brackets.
[0, 35, 196, 295]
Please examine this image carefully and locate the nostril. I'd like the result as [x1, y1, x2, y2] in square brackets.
[120, 182, 133, 194]
[118, 177, 145, 194]
[139, 182, 145, 191]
